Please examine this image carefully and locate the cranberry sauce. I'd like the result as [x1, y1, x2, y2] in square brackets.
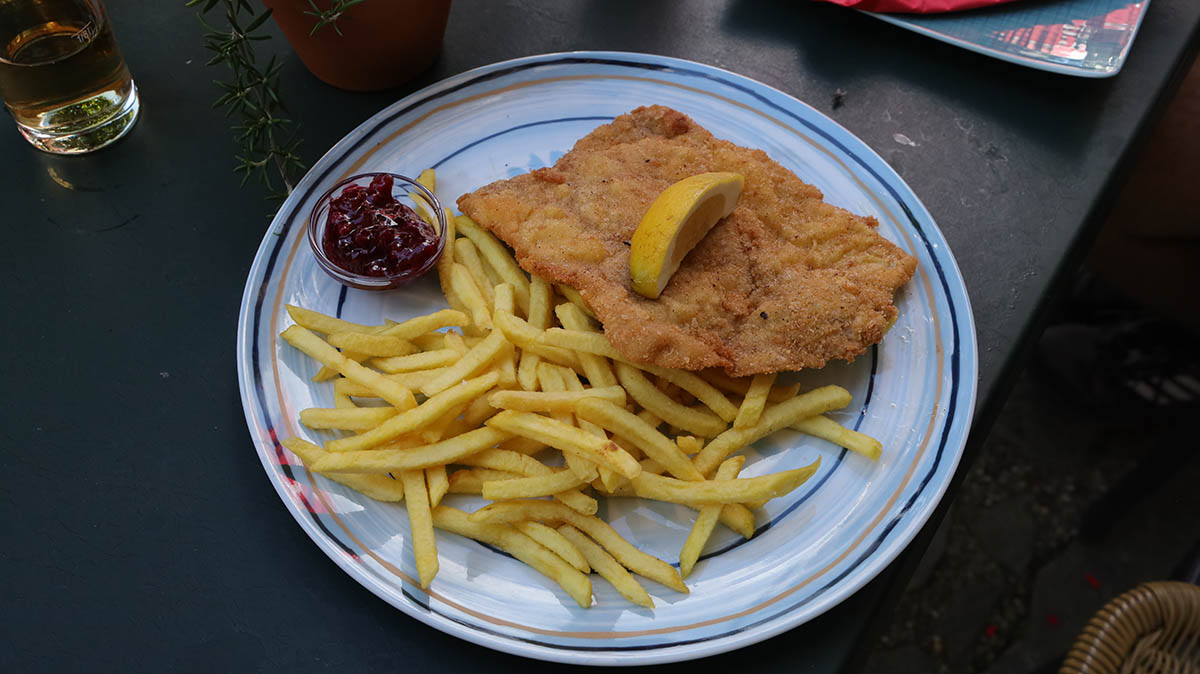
[322, 174, 440, 277]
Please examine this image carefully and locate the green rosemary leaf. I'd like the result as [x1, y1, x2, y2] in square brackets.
[191, 0, 306, 207]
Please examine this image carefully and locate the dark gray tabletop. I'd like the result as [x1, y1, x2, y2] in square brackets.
[4, 0, 1198, 671]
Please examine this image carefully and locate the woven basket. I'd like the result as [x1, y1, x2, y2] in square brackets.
[1061, 581, 1200, 674]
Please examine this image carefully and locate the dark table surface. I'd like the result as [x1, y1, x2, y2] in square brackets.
[4, 0, 1199, 671]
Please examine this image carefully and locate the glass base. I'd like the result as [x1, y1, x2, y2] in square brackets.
[16, 81, 140, 155]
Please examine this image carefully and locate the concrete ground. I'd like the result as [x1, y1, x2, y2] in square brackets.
[863, 311, 1200, 673]
[862, 55, 1200, 674]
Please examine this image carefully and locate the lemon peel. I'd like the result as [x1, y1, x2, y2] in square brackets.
[629, 172, 743, 299]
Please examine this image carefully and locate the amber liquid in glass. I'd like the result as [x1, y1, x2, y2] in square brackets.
[0, 0, 137, 153]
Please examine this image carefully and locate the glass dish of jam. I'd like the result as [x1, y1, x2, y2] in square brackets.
[307, 172, 446, 290]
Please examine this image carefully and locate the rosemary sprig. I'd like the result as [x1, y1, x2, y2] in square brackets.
[306, 0, 368, 36]
[187, 0, 306, 203]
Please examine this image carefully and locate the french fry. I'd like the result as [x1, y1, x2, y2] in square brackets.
[539, 326, 623, 361]
[500, 364, 592, 482]
[454, 215, 531, 314]
[313, 358, 368, 382]
[410, 332, 446, 351]
[638, 409, 663, 428]
[376, 309, 470, 341]
[447, 467, 521, 495]
[426, 465, 449, 508]
[680, 456, 745, 578]
[517, 350, 541, 392]
[791, 415, 883, 460]
[676, 435, 703, 455]
[611, 435, 644, 462]
[692, 385, 851, 475]
[492, 340, 519, 389]
[486, 285, 519, 389]
[299, 406, 397, 431]
[630, 458, 820, 505]
[734, 373, 775, 429]
[479, 251, 505, 291]
[450, 263, 493, 332]
[516, 521, 590, 573]
[419, 331, 508, 396]
[698, 369, 801, 403]
[554, 283, 595, 319]
[469, 501, 687, 593]
[326, 372, 500, 452]
[399, 469, 438, 588]
[280, 325, 417, 410]
[597, 479, 756, 539]
[287, 307, 401, 382]
[555, 366, 621, 490]
[487, 387, 626, 415]
[642, 365, 738, 422]
[333, 391, 356, 409]
[556, 367, 608, 436]
[420, 401, 469, 443]
[538, 328, 736, 422]
[557, 524, 653, 609]
[638, 457, 666, 475]
[454, 238, 496, 309]
[493, 282, 516, 315]
[514, 276, 553, 390]
[313, 427, 511, 473]
[327, 332, 419, 358]
[553, 302, 618, 388]
[715, 503, 756, 539]
[417, 168, 436, 191]
[528, 275, 552, 327]
[282, 437, 404, 502]
[494, 310, 582, 372]
[436, 211, 467, 314]
[697, 369, 750, 396]
[410, 168, 437, 224]
[285, 304, 382, 335]
[655, 374, 688, 405]
[532, 363, 583, 484]
[574, 398, 703, 481]
[485, 410, 641, 480]
[498, 435, 548, 457]
[457, 447, 598, 515]
[334, 368, 447, 396]
[462, 394, 500, 428]
[431, 505, 592, 608]
[534, 362, 569, 409]
[481, 467, 595, 500]
[768, 382, 803, 403]
[443, 331, 468, 355]
[614, 362, 727, 438]
[372, 348, 460, 374]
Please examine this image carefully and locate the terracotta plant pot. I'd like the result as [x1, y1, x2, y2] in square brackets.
[263, 0, 452, 92]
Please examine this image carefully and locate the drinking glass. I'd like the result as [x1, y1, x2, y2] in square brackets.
[0, 0, 139, 154]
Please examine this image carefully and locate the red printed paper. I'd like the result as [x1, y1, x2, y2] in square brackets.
[817, 0, 1021, 13]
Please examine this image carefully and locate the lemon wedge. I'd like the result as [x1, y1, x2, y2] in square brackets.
[630, 172, 744, 299]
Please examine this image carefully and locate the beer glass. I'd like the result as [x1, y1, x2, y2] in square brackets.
[0, 0, 139, 154]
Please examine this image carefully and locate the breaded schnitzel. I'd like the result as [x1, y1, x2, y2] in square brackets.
[457, 106, 917, 376]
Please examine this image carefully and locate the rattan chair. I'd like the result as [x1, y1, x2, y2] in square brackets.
[1060, 581, 1200, 674]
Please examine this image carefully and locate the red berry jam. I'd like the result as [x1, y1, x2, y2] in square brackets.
[322, 174, 440, 278]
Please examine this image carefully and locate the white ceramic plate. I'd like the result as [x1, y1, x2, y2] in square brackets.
[236, 52, 978, 665]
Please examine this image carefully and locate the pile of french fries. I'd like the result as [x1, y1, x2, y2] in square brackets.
[278, 172, 884, 608]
